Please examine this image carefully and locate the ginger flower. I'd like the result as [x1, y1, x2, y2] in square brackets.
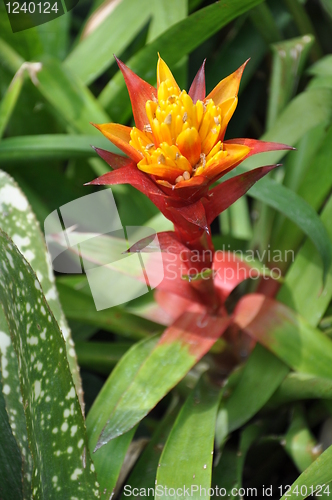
[88, 56, 293, 245]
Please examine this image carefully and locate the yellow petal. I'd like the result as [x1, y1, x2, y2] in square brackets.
[195, 144, 249, 179]
[157, 55, 180, 95]
[176, 127, 201, 166]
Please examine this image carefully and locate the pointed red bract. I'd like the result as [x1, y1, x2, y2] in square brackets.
[203, 165, 278, 225]
[115, 57, 157, 131]
[168, 199, 209, 233]
[188, 59, 206, 103]
[224, 138, 295, 157]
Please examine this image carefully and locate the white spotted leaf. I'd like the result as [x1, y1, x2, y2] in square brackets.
[0, 306, 33, 498]
[0, 230, 99, 499]
[0, 170, 83, 411]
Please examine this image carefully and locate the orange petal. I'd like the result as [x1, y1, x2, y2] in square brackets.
[206, 59, 249, 106]
[176, 128, 201, 166]
[197, 143, 250, 180]
[92, 123, 142, 163]
[157, 55, 180, 94]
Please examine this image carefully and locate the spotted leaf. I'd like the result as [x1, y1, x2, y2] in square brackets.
[0, 230, 99, 499]
[0, 170, 83, 411]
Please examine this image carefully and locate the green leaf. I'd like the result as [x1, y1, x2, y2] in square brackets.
[240, 172, 332, 283]
[122, 397, 180, 496]
[155, 376, 221, 500]
[148, 0, 187, 42]
[57, 279, 161, 340]
[308, 54, 332, 77]
[234, 295, 332, 380]
[279, 445, 332, 499]
[212, 445, 238, 499]
[278, 195, 332, 326]
[0, 37, 24, 74]
[96, 313, 230, 447]
[249, 3, 282, 45]
[99, 0, 264, 120]
[0, 230, 98, 498]
[0, 307, 33, 497]
[75, 341, 131, 375]
[32, 57, 110, 134]
[267, 35, 314, 129]
[0, 365, 23, 500]
[319, 0, 332, 18]
[65, 0, 153, 85]
[274, 124, 332, 265]
[268, 373, 332, 408]
[0, 135, 120, 163]
[0, 170, 84, 409]
[215, 344, 288, 447]
[0, 70, 23, 139]
[284, 406, 321, 472]
[86, 335, 159, 498]
[242, 88, 332, 170]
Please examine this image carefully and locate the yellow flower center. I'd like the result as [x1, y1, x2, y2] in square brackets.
[129, 77, 238, 185]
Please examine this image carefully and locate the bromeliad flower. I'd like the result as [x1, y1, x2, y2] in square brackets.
[88, 56, 293, 249]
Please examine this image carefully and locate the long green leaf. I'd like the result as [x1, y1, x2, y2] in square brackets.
[156, 376, 221, 500]
[75, 341, 131, 374]
[0, 307, 33, 498]
[32, 57, 109, 133]
[234, 295, 332, 380]
[86, 335, 159, 499]
[57, 280, 161, 340]
[0, 171, 84, 409]
[215, 344, 288, 447]
[0, 135, 119, 163]
[65, 0, 153, 85]
[0, 70, 23, 139]
[242, 87, 332, 169]
[275, 125, 332, 263]
[242, 172, 332, 282]
[0, 230, 98, 498]
[122, 397, 180, 497]
[99, 0, 264, 120]
[96, 312, 230, 447]
[0, 365, 23, 500]
[279, 445, 332, 499]
[269, 373, 332, 407]
[284, 406, 321, 472]
[278, 195, 332, 326]
[267, 35, 314, 129]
